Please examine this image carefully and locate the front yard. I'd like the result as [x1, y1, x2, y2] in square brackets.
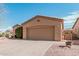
[44, 40, 79, 56]
[0, 37, 79, 56]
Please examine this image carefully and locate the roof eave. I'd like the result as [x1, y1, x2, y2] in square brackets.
[21, 15, 64, 25]
[72, 18, 79, 29]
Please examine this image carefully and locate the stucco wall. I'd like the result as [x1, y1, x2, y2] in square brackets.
[64, 30, 72, 40]
[55, 24, 63, 41]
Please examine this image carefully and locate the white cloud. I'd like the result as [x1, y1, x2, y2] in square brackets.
[0, 4, 8, 14]
[0, 4, 8, 25]
[70, 11, 79, 15]
[0, 4, 11, 32]
[62, 11, 79, 29]
[0, 4, 10, 32]
[0, 26, 12, 32]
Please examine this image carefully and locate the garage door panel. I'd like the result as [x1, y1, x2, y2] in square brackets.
[28, 26, 54, 41]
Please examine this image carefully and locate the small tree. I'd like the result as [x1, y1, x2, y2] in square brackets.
[15, 27, 23, 39]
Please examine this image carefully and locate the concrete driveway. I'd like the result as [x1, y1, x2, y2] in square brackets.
[0, 37, 53, 56]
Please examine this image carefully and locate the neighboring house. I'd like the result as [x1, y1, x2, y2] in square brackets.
[21, 15, 64, 41]
[72, 18, 79, 38]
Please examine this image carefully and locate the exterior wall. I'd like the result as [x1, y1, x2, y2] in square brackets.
[55, 24, 63, 41]
[64, 33, 72, 40]
[23, 17, 63, 27]
[23, 26, 28, 39]
[13, 28, 16, 38]
[22, 17, 63, 41]
[64, 30, 72, 40]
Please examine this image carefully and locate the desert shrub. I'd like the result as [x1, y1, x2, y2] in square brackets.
[5, 33, 9, 38]
[0, 34, 3, 37]
[0, 33, 5, 37]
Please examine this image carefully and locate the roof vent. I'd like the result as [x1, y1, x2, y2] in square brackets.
[37, 19, 40, 22]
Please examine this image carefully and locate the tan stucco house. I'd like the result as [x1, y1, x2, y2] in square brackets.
[22, 15, 64, 41]
[13, 15, 64, 41]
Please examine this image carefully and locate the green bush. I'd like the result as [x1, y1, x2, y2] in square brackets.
[15, 27, 23, 39]
[0, 33, 5, 37]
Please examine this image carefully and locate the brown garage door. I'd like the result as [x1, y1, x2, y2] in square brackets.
[27, 26, 55, 41]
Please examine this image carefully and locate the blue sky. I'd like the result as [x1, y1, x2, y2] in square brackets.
[0, 3, 79, 31]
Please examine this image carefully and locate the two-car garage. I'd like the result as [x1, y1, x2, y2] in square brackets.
[27, 26, 55, 41]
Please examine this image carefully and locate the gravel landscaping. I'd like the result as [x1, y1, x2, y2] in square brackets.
[44, 41, 79, 56]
